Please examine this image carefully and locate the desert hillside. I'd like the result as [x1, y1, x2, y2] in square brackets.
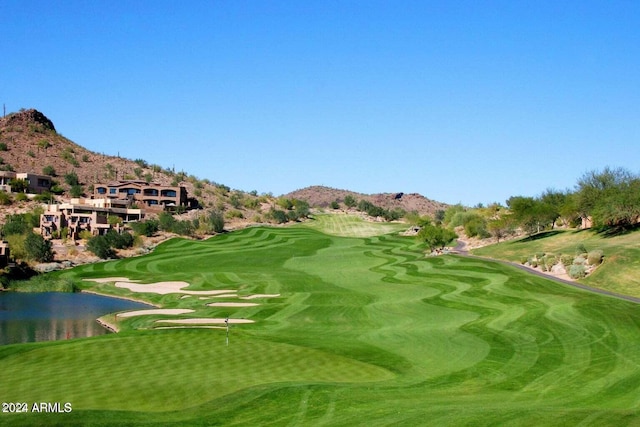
[285, 185, 448, 217]
[0, 109, 448, 220]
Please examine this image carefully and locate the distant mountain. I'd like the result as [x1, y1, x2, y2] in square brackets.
[284, 186, 448, 217]
[0, 109, 448, 220]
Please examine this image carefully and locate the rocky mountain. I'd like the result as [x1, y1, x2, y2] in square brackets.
[0, 109, 268, 224]
[0, 109, 448, 220]
[285, 186, 448, 217]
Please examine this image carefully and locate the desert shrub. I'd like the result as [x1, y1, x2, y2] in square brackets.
[587, 250, 604, 266]
[24, 232, 54, 262]
[0, 142, 8, 151]
[130, 219, 159, 237]
[14, 193, 27, 202]
[542, 254, 557, 272]
[34, 191, 55, 202]
[463, 216, 490, 238]
[104, 230, 134, 249]
[330, 201, 340, 209]
[86, 235, 115, 259]
[2, 214, 32, 236]
[269, 209, 288, 224]
[574, 255, 587, 265]
[5, 234, 26, 260]
[569, 264, 586, 279]
[520, 256, 528, 265]
[158, 212, 176, 231]
[82, 154, 89, 162]
[0, 191, 12, 205]
[78, 230, 92, 240]
[42, 165, 56, 176]
[69, 184, 84, 197]
[226, 210, 244, 219]
[575, 244, 588, 256]
[172, 220, 194, 236]
[243, 198, 260, 209]
[27, 150, 35, 157]
[64, 172, 79, 186]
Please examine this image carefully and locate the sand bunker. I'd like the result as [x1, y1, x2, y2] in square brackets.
[118, 309, 194, 318]
[156, 318, 255, 325]
[83, 277, 234, 295]
[206, 302, 258, 307]
[240, 294, 280, 299]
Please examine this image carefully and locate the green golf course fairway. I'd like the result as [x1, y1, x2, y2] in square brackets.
[2, 215, 640, 426]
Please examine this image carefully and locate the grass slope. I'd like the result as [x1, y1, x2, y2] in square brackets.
[472, 228, 640, 298]
[2, 216, 640, 426]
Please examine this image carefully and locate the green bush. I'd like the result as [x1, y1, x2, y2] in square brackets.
[587, 250, 604, 266]
[24, 232, 54, 262]
[0, 191, 12, 205]
[14, 193, 27, 202]
[569, 264, 586, 279]
[86, 235, 115, 259]
[574, 255, 587, 265]
[575, 244, 588, 256]
[42, 165, 56, 176]
[130, 220, 159, 237]
[104, 230, 134, 249]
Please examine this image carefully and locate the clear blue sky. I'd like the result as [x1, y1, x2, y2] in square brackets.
[2, 1, 638, 206]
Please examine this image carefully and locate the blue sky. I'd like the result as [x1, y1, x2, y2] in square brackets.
[2, 1, 638, 206]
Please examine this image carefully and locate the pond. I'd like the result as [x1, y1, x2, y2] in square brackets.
[0, 292, 152, 345]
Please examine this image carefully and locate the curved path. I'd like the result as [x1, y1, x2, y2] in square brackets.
[454, 239, 640, 304]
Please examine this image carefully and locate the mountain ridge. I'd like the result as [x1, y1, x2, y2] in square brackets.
[0, 109, 448, 216]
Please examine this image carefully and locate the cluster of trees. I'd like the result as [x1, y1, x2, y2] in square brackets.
[266, 198, 310, 224]
[1, 210, 54, 263]
[331, 194, 405, 221]
[411, 167, 640, 250]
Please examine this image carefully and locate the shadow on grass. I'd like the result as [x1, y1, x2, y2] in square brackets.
[595, 223, 640, 238]
[519, 230, 563, 242]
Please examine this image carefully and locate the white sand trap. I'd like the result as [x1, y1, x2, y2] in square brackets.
[114, 281, 234, 295]
[84, 277, 140, 284]
[207, 302, 258, 307]
[84, 277, 234, 296]
[240, 294, 280, 300]
[210, 293, 238, 298]
[156, 318, 255, 325]
[118, 309, 194, 318]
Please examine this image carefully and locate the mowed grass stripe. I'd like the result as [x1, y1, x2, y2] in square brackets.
[3, 215, 640, 425]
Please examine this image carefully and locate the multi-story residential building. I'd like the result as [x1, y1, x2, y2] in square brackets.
[0, 171, 52, 194]
[40, 198, 144, 240]
[93, 180, 189, 211]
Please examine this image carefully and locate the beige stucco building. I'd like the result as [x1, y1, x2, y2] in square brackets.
[93, 180, 189, 211]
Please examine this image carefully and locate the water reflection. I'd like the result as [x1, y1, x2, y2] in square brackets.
[0, 292, 152, 345]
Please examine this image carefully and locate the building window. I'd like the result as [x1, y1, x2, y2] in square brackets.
[110, 188, 117, 194]
[97, 187, 107, 194]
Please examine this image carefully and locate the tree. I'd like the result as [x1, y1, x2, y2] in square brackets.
[130, 219, 159, 237]
[158, 211, 176, 231]
[576, 167, 640, 228]
[64, 172, 80, 186]
[207, 210, 225, 233]
[343, 195, 357, 208]
[24, 232, 54, 262]
[417, 223, 457, 251]
[87, 235, 115, 259]
[487, 216, 515, 242]
[9, 178, 28, 193]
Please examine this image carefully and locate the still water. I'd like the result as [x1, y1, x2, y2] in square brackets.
[0, 292, 151, 345]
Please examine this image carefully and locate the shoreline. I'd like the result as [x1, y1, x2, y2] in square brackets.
[80, 289, 159, 335]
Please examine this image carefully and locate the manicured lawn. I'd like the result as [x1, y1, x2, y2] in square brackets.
[472, 227, 640, 298]
[2, 216, 640, 425]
